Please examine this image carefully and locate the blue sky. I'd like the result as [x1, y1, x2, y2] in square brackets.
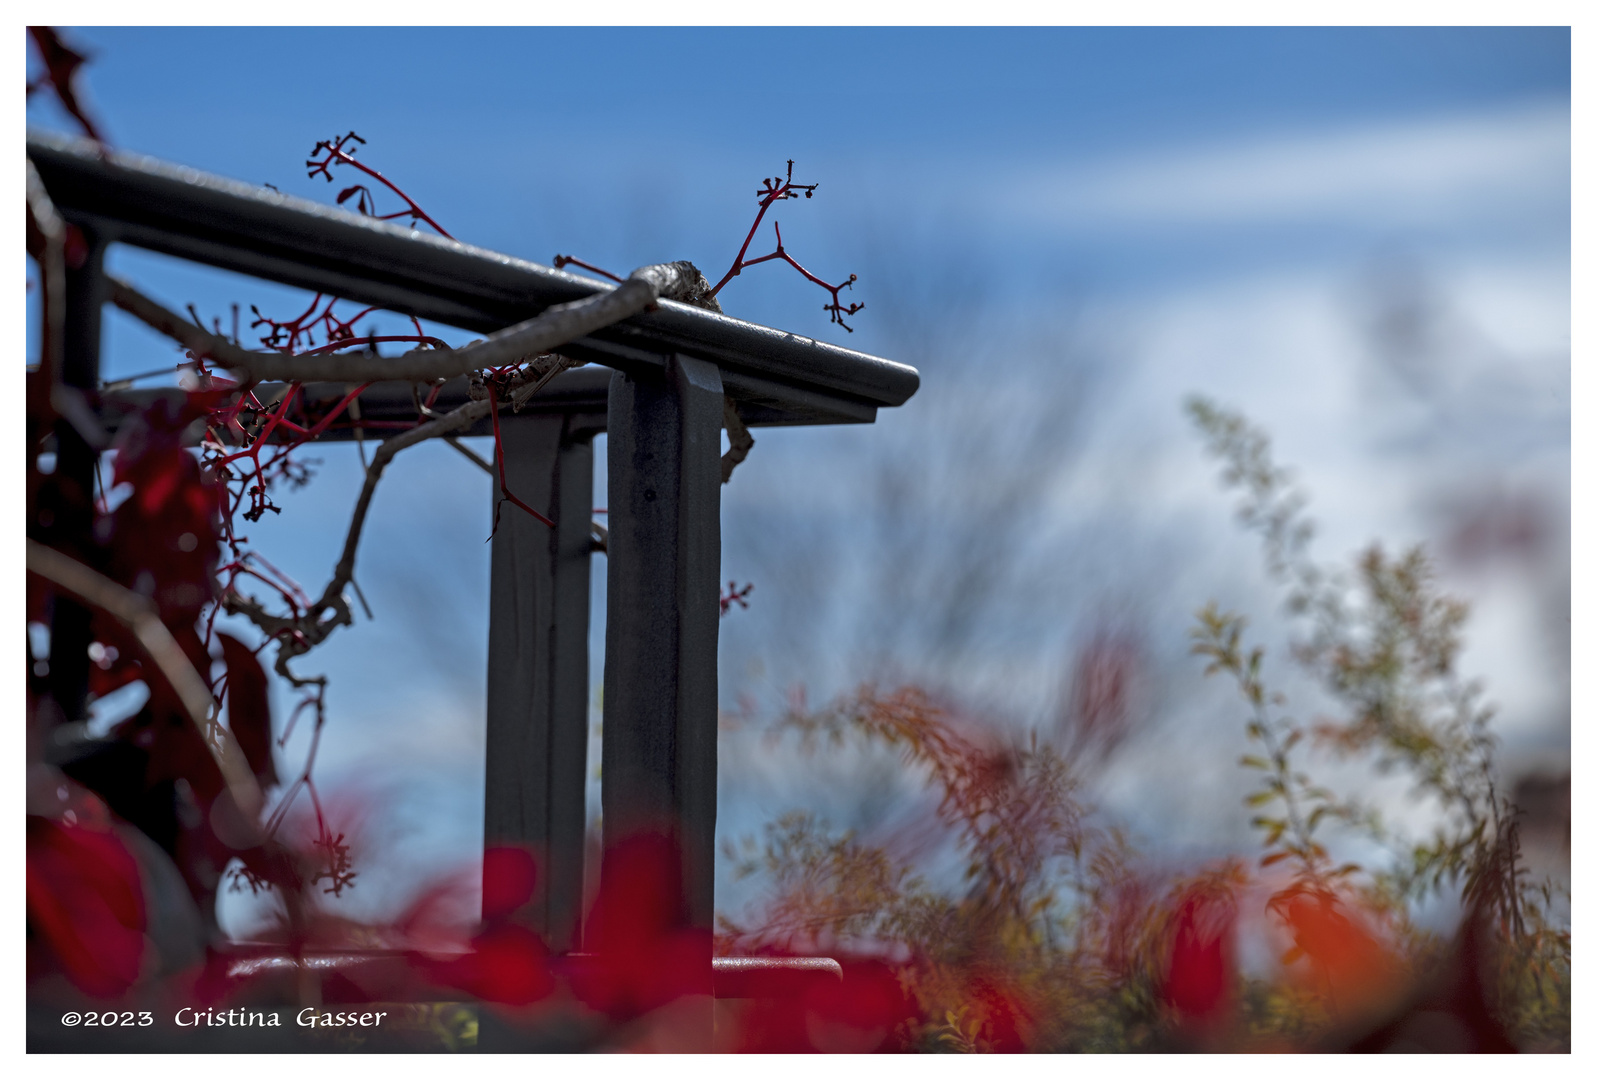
[25, 27, 1572, 932]
[28, 27, 1569, 316]
[37, 28, 1569, 157]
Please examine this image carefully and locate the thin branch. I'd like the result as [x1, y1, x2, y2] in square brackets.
[509, 353, 579, 410]
[414, 384, 497, 475]
[553, 254, 624, 283]
[107, 261, 704, 386]
[443, 434, 494, 475]
[710, 160, 816, 297]
[722, 398, 755, 484]
[98, 364, 186, 391]
[486, 382, 553, 529]
[306, 132, 452, 240]
[325, 395, 494, 602]
[348, 577, 374, 620]
[705, 160, 859, 329]
[347, 385, 368, 468]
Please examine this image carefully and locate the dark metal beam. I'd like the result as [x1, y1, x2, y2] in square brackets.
[28, 130, 919, 428]
[46, 230, 107, 727]
[598, 356, 723, 1049]
[98, 368, 612, 444]
[484, 413, 597, 954]
[601, 357, 722, 936]
[284, 368, 611, 443]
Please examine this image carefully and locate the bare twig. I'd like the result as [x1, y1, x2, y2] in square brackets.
[707, 160, 861, 330]
[443, 434, 494, 475]
[553, 254, 624, 283]
[26, 539, 264, 824]
[227, 391, 499, 677]
[348, 577, 373, 621]
[306, 132, 451, 240]
[346, 385, 368, 468]
[415, 384, 498, 475]
[722, 398, 755, 484]
[485, 382, 554, 530]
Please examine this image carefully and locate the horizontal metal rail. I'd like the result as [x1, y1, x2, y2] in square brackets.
[100, 368, 612, 444]
[221, 951, 842, 1002]
[28, 131, 919, 427]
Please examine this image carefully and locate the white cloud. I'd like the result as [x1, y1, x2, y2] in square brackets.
[1007, 101, 1569, 229]
[1066, 248, 1568, 747]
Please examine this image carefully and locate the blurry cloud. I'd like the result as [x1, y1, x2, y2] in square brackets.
[1006, 101, 1568, 231]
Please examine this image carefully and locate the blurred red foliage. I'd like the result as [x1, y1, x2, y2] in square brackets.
[711, 954, 920, 1053]
[217, 632, 276, 788]
[26, 815, 146, 997]
[1160, 883, 1237, 1028]
[418, 846, 554, 1007]
[106, 393, 224, 625]
[26, 27, 105, 143]
[1274, 888, 1396, 1009]
[1059, 625, 1144, 762]
[422, 924, 555, 1008]
[573, 833, 713, 1020]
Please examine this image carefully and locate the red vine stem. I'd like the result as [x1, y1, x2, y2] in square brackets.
[306, 132, 454, 240]
[553, 255, 624, 283]
[297, 335, 447, 356]
[707, 160, 862, 331]
[486, 382, 554, 530]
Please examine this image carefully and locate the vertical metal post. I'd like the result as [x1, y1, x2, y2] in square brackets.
[601, 354, 723, 940]
[483, 413, 596, 952]
[47, 231, 106, 726]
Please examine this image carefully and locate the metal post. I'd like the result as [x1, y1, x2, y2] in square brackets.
[47, 231, 106, 726]
[483, 412, 597, 952]
[601, 353, 723, 941]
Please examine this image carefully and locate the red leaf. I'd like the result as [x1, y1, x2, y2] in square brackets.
[1161, 884, 1236, 1022]
[571, 832, 713, 1019]
[802, 957, 921, 1053]
[27, 27, 105, 143]
[336, 185, 361, 204]
[1279, 891, 1395, 1006]
[964, 978, 1029, 1051]
[218, 633, 276, 787]
[27, 816, 145, 997]
[105, 396, 221, 622]
[421, 924, 554, 1007]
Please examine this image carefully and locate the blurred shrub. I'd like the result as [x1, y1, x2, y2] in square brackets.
[720, 400, 1570, 1052]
